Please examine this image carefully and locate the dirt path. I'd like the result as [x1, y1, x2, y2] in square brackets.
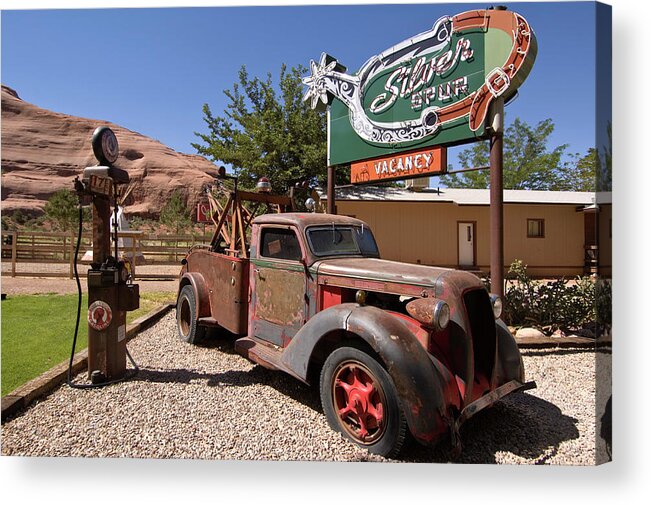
[1, 276, 178, 295]
[1, 263, 180, 295]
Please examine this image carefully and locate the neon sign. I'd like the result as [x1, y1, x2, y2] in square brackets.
[304, 7, 537, 166]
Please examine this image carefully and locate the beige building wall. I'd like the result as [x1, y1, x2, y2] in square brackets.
[337, 200, 590, 278]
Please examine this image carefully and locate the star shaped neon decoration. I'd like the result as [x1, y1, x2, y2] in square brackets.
[302, 54, 338, 109]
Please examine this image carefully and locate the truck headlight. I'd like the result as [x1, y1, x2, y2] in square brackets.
[490, 294, 503, 319]
[433, 300, 450, 330]
[406, 297, 450, 331]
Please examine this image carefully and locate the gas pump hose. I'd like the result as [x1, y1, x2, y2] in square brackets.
[67, 199, 139, 389]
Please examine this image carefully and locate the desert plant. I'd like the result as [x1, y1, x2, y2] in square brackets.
[503, 260, 597, 333]
[595, 278, 612, 331]
[11, 209, 28, 226]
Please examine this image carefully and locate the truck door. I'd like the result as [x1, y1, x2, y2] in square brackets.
[250, 226, 307, 347]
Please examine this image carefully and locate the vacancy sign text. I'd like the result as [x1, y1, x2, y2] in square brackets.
[351, 147, 447, 184]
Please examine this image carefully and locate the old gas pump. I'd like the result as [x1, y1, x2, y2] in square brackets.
[74, 126, 140, 385]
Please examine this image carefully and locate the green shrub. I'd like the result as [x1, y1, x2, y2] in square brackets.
[595, 278, 612, 329]
[44, 189, 80, 231]
[11, 209, 28, 225]
[502, 260, 599, 333]
[159, 190, 191, 235]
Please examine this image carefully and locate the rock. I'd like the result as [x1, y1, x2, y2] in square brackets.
[515, 327, 545, 339]
[1, 84, 217, 219]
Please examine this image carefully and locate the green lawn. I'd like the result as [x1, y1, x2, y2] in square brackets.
[1, 291, 175, 396]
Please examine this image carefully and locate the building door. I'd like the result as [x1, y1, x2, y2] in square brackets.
[458, 222, 475, 267]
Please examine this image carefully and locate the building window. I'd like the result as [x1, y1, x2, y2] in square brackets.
[527, 219, 545, 238]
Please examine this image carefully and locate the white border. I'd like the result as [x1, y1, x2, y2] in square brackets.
[1, 1, 648, 505]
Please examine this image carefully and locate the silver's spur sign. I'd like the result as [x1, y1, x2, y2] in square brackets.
[303, 7, 537, 166]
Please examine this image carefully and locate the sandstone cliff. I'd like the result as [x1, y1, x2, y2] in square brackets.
[1, 84, 218, 218]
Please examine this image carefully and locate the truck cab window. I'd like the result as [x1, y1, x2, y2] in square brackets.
[260, 228, 302, 261]
[307, 226, 380, 258]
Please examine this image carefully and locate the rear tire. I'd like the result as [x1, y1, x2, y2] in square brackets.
[176, 285, 205, 344]
[320, 346, 407, 458]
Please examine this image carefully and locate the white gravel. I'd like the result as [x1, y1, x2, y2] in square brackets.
[1, 312, 609, 464]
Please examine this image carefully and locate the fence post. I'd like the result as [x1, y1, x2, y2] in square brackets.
[11, 231, 17, 277]
[131, 232, 138, 281]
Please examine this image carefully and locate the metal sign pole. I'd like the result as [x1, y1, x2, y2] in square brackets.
[327, 165, 336, 215]
[489, 97, 505, 299]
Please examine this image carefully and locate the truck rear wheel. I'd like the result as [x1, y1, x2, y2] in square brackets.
[176, 285, 205, 344]
[320, 346, 407, 458]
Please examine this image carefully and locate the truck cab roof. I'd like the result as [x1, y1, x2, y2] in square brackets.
[252, 213, 368, 234]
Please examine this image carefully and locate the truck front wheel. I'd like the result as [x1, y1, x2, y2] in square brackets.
[320, 346, 407, 458]
[176, 285, 205, 344]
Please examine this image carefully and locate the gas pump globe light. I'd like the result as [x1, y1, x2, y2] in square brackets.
[92, 126, 119, 165]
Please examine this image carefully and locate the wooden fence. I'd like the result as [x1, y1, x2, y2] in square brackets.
[1, 230, 211, 280]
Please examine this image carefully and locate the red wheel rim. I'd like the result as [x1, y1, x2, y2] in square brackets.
[332, 360, 386, 444]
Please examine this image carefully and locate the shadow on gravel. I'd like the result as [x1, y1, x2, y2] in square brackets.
[134, 365, 323, 412]
[147, 331, 581, 464]
[398, 392, 580, 463]
[521, 348, 611, 357]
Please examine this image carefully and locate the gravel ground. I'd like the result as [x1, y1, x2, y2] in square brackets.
[1, 312, 610, 464]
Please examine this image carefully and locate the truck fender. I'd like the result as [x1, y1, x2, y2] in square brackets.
[281, 303, 452, 445]
[494, 318, 525, 384]
[178, 272, 211, 319]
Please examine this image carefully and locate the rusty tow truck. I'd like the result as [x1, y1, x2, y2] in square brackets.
[176, 183, 535, 457]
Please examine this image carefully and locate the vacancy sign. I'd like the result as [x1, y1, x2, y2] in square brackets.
[350, 146, 447, 184]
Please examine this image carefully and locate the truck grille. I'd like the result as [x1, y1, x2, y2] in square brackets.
[463, 289, 496, 380]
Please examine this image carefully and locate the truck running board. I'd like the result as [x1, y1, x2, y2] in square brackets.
[235, 337, 283, 370]
[234, 337, 308, 384]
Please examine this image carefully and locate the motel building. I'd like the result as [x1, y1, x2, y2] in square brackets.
[334, 185, 612, 279]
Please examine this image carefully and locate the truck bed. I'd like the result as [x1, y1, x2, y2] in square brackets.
[184, 248, 250, 335]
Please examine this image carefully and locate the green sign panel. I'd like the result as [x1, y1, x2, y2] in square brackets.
[303, 8, 537, 166]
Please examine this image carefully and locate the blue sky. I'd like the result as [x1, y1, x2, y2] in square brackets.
[2, 1, 603, 168]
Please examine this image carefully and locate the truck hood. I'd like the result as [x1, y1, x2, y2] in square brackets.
[315, 257, 484, 297]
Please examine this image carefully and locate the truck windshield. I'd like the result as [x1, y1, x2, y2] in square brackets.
[306, 225, 380, 258]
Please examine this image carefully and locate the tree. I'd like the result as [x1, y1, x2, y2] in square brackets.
[159, 190, 191, 234]
[441, 117, 595, 191]
[44, 189, 80, 232]
[193, 64, 341, 193]
[556, 148, 599, 192]
[596, 122, 612, 192]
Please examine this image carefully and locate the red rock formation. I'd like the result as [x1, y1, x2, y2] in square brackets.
[1, 84, 218, 219]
